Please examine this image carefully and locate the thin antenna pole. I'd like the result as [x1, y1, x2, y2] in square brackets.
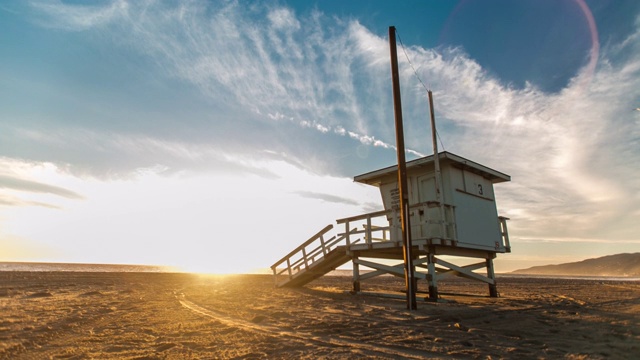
[389, 26, 417, 310]
[428, 90, 444, 210]
[428, 90, 444, 300]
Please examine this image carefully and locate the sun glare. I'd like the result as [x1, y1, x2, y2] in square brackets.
[173, 261, 254, 275]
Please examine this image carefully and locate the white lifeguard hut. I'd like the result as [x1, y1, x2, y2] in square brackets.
[354, 151, 510, 255]
[271, 151, 511, 300]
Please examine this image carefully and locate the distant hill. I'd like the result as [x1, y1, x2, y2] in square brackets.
[511, 253, 640, 277]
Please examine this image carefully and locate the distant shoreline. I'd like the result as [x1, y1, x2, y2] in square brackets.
[1, 262, 639, 282]
[0, 261, 176, 273]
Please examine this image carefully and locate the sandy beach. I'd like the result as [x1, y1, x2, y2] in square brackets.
[1, 272, 638, 359]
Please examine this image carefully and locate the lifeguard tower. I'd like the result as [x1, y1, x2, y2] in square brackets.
[271, 26, 511, 301]
[271, 151, 511, 299]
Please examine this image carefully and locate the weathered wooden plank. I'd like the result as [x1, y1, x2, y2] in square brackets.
[434, 257, 494, 285]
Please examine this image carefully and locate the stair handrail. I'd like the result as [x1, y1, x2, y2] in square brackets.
[271, 224, 334, 271]
[272, 226, 359, 287]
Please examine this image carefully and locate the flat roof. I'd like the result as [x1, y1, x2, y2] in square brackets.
[354, 151, 511, 186]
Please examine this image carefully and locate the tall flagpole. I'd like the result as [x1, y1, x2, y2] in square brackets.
[388, 26, 417, 310]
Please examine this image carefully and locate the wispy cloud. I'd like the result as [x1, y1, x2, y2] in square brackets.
[0, 195, 61, 209]
[26, 1, 413, 165]
[19, 0, 640, 248]
[30, 0, 129, 30]
[2, 125, 283, 180]
[293, 191, 359, 206]
[0, 158, 82, 210]
[0, 175, 83, 199]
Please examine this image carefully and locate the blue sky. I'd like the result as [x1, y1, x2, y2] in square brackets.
[1, 0, 639, 273]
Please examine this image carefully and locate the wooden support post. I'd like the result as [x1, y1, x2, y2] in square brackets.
[352, 256, 361, 293]
[345, 220, 351, 246]
[389, 25, 417, 311]
[486, 257, 498, 297]
[426, 251, 439, 301]
[366, 217, 372, 248]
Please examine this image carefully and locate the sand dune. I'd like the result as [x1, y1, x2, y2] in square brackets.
[1, 272, 638, 359]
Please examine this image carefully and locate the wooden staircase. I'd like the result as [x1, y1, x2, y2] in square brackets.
[270, 225, 356, 288]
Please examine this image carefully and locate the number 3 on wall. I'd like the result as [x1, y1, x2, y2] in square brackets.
[477, 184, 483, 195]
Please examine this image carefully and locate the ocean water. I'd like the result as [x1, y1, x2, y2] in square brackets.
[0, 262, 176, 273]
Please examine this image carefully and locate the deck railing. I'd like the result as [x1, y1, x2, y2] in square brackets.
[498, 216, 511, 252]
[335, 202, 457, 247]
[336, 209, 392, 248]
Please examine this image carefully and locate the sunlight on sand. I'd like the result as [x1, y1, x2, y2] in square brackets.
[1, 272, 638, 359]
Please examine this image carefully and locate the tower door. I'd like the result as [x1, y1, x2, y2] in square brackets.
[416, 175, 442, 239]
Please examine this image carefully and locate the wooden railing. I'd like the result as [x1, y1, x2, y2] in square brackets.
[336, 209, 394, 248]
[498, 216, 511, 252]
[270, 225, 354, 286]
[271, 202, 461, 286]
[336, 202, 458, 246]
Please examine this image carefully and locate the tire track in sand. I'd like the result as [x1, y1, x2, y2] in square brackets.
[176, 293, 445, 359]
